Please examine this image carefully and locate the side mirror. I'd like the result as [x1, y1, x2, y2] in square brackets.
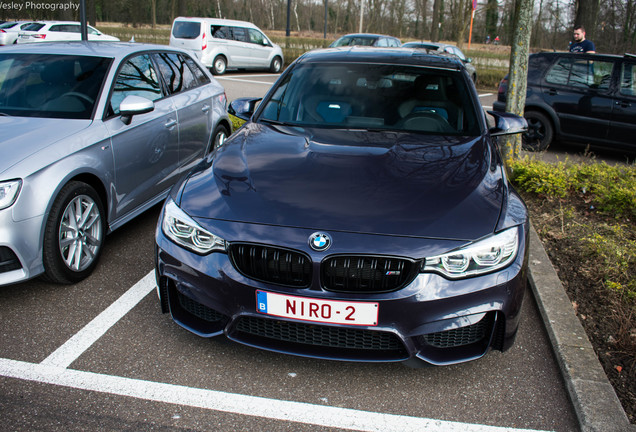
[228, 97, 262, 122]
[487, 111, 527, 137]
[465, 57, 473, 63]
[119, 95, 154, 125]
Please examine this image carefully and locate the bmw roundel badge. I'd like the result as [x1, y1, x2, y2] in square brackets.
[309, 232, 332, 252]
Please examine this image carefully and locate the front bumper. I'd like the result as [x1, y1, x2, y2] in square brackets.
[155, 222, 528, 366]
[0, 208, 45, 285]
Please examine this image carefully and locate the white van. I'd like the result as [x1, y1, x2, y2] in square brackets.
[170, 17, 284, 75]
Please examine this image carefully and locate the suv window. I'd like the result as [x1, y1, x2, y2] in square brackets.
[620, 62, 636, 96]
[546, 57, 614, 90]
[110, 54, 162, 115]
[172, 21, 201, 39]
[51, 25, 80, 33]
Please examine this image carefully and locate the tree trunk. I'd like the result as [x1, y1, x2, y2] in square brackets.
[430, 0, 442, 42]
[502, 0, 533, 164]
[87, 0, 97, 26]
[574, 0, 601, 41]
[150, 0, 157, 28]
[485, 0, 498, 39]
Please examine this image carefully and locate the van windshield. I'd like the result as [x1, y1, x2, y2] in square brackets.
[172, 21, 201, 39]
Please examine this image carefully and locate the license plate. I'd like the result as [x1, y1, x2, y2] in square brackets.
[256, 290, 378, 326]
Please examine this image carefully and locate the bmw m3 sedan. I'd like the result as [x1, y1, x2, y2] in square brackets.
[155, 47, 529, 366]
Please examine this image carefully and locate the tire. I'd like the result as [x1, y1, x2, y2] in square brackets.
[212, 56, 227, 75]
[209, 124, 230, 153]
[269, 56, 282, 73]
[42, 182, 105, 284]
[522, 111, 553, 152]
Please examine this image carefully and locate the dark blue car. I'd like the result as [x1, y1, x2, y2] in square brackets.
[154, 47, 529, 366]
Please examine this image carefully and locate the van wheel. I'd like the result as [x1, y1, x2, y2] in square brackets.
[522, 111, 553, 152]
[42, 182, 105, 284]
[212, 56, 227, 75]
[269, 57, 282, 73]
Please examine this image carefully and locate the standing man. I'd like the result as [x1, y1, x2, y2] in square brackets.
[570, 26, 596, 53]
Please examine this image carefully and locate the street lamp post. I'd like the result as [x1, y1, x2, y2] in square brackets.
[80, 0, 88, 41]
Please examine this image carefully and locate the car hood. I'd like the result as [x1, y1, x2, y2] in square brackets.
[0, 116, 91, 174]
[180, 123, 504, 240]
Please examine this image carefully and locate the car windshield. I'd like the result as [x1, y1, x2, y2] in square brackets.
[0, 54, 111, 119]
[331, 36, 376, 47]
[259, 62, 480, 136]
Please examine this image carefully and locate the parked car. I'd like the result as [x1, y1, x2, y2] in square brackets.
[155, 47, 529, 366]
[402, 41, 477, 83]
[329, 33, 402, 48]
[169, 17, 284, 75]
[16, 21, 119, 44]
[0, 42, 232, 286]
[0, 21, 38, 45]
[494, 51, 636, 152]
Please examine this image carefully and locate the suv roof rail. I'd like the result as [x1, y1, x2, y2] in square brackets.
[625, 53, 636, 59]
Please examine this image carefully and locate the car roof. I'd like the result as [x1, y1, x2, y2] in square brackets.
[297, 47, 464, 71]
[0, 41, 192, 60]
[25, 21, 89, 26]
[337, 33, 395, 39]
[404, 41, 450, 49]
[531, 50, 626, 61]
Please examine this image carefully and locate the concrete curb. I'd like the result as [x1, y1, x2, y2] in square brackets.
[527, 224, 635, 432]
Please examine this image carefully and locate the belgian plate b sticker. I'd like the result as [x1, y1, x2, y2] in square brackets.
[256, 291, 268, 314]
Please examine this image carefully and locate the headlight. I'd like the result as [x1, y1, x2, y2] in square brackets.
[162, 198, 226, 254]
[0, 179, 22, 210]
[422, 227, 519, 279]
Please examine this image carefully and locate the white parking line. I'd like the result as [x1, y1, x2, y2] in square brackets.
[216, 76, 276, 85]
[0, 272, 552, 432]
[0, 358, 550, 432]
[41, 271, 156, 369]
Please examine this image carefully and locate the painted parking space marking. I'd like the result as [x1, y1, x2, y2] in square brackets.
[0, 271, 552, 432]
[216, 76, 277, 85]
[0, 358, 551, 432]
[41, 271, 156, 369]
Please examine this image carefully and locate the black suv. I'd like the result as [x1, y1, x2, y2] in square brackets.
[494, 52, 636, 152]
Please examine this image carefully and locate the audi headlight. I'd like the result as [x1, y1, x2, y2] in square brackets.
[422, 227, 519, 279]
[0, 179, 22, 210]
[162, 198, 226, 254]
